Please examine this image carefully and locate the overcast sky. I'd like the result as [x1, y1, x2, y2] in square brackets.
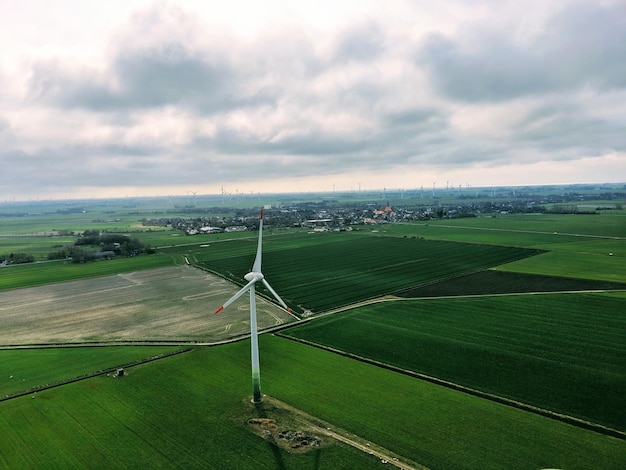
[1, 0, 624, 200]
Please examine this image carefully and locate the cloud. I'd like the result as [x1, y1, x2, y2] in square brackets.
[27, 40, 251, 114]
[418, 1, 626, 102]
[332, 21, 386, 63]
[1, 1, 624, 200]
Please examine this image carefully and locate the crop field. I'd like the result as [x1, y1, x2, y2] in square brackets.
[1, 346, 182, 398]
[1, 338, 625, 469]
[408, 213, 626, 239]
[496, 249, 626, 282]
[400, 269, 626, 297]
[0, 266, 295, 344]
[0, 253, 178, 291]
[385, 213, 626, 283]
[1, 197, 625, 468]
[199, 236, 543, 313]
[282, 292, 626, 431]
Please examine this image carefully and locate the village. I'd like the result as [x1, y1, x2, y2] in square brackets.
[140, 196, 567, 236]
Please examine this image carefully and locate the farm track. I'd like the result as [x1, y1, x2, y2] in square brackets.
[309, 288, 626, 319]
[406, 222, 626, 240]
[263, 396, 428, 470]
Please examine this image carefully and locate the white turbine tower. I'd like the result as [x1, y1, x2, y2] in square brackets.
[214, 208, 291, 403]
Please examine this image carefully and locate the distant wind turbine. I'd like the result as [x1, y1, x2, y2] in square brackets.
[214, 208, 291, 403]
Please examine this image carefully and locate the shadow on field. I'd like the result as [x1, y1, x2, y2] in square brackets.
[254, 400, 287, 470]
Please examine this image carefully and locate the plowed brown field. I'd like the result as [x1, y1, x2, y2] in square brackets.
[0, 266, 295, 344]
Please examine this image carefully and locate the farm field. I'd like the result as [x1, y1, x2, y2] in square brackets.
[282, 293, 626, 431]
[407, 213, 626, 239]
[400, 269, 626, 297]
[199, 236, 544, 313]
[1, 196, 625, 468]
[388, 213, 625, 283]
[0, 266, 295, 344]
[0, 253, 177, 291]
[1, 338, 624, 469]
[1, 346, 183, 398]
[495, 249, 626, 283]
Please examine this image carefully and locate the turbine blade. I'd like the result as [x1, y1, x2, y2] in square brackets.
[215, 279, 256, 314]
[261, 278, 292, 313]
[252, 208, 263, 273]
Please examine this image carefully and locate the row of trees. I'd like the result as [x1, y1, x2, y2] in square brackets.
[0, 252, 35, 265]
[47, 232, 154, 263]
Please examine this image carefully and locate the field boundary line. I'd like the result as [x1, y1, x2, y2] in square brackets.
[278, 334, 626, 440]
[0, 347, 193, 403]
[402, 222, 626, 240]
[315, 290, 626, 317]
[389, 289, 626, 302]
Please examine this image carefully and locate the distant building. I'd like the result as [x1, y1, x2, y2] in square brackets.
[302, 219, 332, 229]
[200, 226, 223, 234]
[224, 226, 248, 232]
[373, 202, 395, 221]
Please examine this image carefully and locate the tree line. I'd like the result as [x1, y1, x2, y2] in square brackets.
[0, 252, 35, 265]
[47, 231, 154, 263]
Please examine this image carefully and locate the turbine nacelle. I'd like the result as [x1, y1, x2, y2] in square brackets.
[244, 272, 264, 282]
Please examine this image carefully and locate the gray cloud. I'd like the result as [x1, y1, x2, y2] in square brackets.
[515, 105, 625, 154]
[418, 1, 626, 102]
[333, 21, 386, 63]
[2, 1, 624, 200]
[27, 43, 262, 114]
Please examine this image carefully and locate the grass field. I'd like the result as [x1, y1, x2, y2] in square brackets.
[0, 253, 177, 291]
[199, 235, 543, 313]
[1, 198, 625, 468]
[1, 346, 182, 397]
[0, 344, 394, 470]
[400, 269, 626, 297]
[388, 213, 626, 283]
[1, 338, 624, 469]
[282, 292, 626, 431]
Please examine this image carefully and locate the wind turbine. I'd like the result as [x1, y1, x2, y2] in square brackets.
[214, 208, 291, 403]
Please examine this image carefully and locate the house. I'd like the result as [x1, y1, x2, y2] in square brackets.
[93, 251, 116, 260]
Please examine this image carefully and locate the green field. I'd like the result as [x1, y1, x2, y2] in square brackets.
[0, 253, 177, 291]
[1, 339, 624, 469]
[1, 346, 183, 398]
[1, 195, 625, 468]
[389, 213, 626, 283]
[199, 235, 543, 312]
[281, 293, 626, 431]
[400, 269, 626, 297]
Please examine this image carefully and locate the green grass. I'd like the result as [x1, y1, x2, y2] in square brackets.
[199, 236, 542, 312]
[0, 253, 178, 291]
[418, 213, 626, 238]
[0, 345, 396, 470]
[282, 293, 626, 431]
[386, 214, 625, 283]
[0, 346, 183, 397]
[2, 197, 625, 468]
[0, 235, 77, 259]
[400, 270, 626, 297]
[497, 249, 626, 282]
[2, 339, 624, 469]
